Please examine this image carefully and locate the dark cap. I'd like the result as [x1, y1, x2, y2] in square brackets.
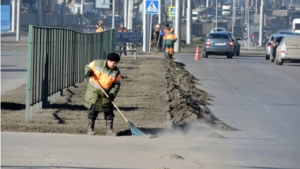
[165, 24, 169, 28]
[107, 53, 121, 62]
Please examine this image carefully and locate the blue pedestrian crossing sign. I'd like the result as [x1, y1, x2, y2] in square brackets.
[168, 6, 175, 16]
[146, 0, 159, 14]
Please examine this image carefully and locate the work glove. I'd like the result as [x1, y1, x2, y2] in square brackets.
[86, 70, 93, 77]
[108, 93, 115, 102]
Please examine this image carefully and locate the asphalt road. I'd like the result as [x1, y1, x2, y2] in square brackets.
[2, 40, 300, 168]
[1, 50, 28, 95]
[174, 53, 300, 168]
[1, 35, 28, 95]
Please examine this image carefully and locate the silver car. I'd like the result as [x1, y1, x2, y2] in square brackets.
[201, 32, 241, 59]
[265, 34, 280, 60]
[210, 27, 226, 33]
[275, 35, 300, 65]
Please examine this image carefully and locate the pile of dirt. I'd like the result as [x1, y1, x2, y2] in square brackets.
[164, 59, 238, 131]
[1, 42, 236, 135]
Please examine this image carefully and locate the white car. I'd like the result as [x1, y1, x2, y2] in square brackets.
[222, 3, 231, 10]
[222, 10, 231, 16]
[275, 35, 300, 65]
[265, 34, 278, 60]
[210, 27, 226, 33]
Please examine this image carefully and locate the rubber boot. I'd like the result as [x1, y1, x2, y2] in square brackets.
[87, 119, 95, 136]
[165, 52, 170, 58]
[106, 120, 116, 136]
[168, 54, 172, 59]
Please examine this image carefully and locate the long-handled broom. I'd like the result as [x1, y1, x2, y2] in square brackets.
[96, 82, 146, 136]
[156, 34, 161, 52]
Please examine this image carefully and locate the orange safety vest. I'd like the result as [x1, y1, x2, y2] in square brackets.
[96, 26, 103, 33]
[163, 29, 172, 40]
[165, 34, 177, 41]
[88, 60, 121, 90]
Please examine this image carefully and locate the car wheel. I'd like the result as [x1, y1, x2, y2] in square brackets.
[275, 57, 283, 65]
[278, 57, 283, 65]
[204, 52, 208, 58]
[266, 55, 270, 60]
[227, 53, 233, 59]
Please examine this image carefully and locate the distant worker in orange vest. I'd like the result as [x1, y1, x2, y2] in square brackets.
[118, 23, 127, 56]
[96, 20, 104, 33]
[165, 28, 177, 59]
[160, 24, 172, 51]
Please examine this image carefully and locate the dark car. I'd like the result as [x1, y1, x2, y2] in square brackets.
[279, 6, 287, 10]
[200, 16, 211, 22]
[249, 30, 268, 45]
[236, 9, 242, 16]
[264, 26, 273, 35]
[289, 6, 295, 11]
[233, 25, 247, 39]
[200, 32, 241, 59]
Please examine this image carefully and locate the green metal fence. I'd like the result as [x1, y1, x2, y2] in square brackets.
[25, 25, 116, 121]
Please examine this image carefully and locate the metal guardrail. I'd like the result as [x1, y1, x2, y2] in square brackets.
[25, 25, 116, 121]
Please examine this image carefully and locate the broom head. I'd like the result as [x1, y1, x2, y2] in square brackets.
[128, 122, 146, 136]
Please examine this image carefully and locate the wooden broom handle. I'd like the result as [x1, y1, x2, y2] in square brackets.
[92, 77, 129, 122]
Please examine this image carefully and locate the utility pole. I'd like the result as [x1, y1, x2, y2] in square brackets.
[124, 0, 128, 27]
[38, 0, 42, 26]
[128, 0, 133, 29]
[259, 0, 265, 47]
[216, 0, 217, 28]
[11, 0, 16, 32]
[127, 0, 134, 29]
[16, 0, 20, 41]
[62, 0, 66, 27]
[174, 0, 181, 52]
[158, 0, 161, 23]
[245, 0, 250, 49]
[232, 0, 236, 32]
[112, 0, 115, 28]
[186, 0, 192, 44]
[80, 0, 85, 25]
[143, 0, 149, 52]
[255, 0, 257, 14]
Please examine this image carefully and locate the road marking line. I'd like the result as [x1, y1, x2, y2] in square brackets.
[253, 96, 258, 102]
[263, 104, 272, 113]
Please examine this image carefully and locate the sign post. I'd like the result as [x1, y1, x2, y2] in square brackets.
[168, 6, 175, 17]
[143, 0, 159, 52]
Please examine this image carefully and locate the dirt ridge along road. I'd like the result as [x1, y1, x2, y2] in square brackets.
[1, 56, 237, 136]
[164, 59, 238, 132]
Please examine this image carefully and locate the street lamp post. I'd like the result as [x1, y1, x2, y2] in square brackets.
[216, 0, 217, 28]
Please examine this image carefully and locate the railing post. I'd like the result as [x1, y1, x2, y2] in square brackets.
[25, 25, 33, 121]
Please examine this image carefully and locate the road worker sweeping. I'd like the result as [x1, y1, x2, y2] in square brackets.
[84, 53, 121, 136]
